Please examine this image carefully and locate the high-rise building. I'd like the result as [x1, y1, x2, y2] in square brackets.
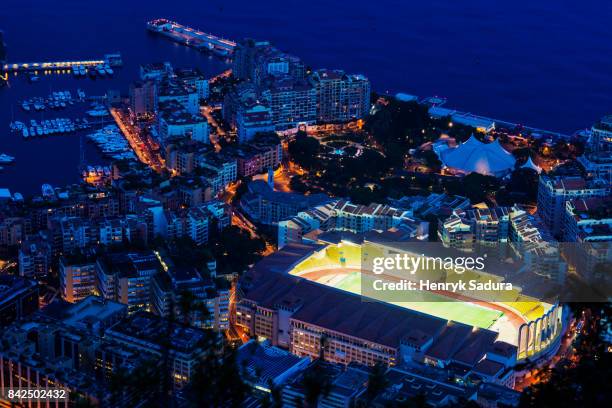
[18, 235, 51, 278]
[150, 266, 230, 331]
[60, 254, 98, 303]
[590, 115, 612, 154]
[157, 79, 200, 114]
[536, 175, 609, 237]
[232, 38, 305, 86]
[578, 115, 612, 181]
[232, 38, 272, 81]
[439, 207, 510, 247]
[95, 251, 162, 313]
[236, 101, 275, 143]
[0, 297, 156, 406]
[129, 80, 157, 116]
[262, 77, 317, 130]
[175, 67, 209, 100]
[157, 100, 209, 143]
[564, 197, 612, 243]
[223, 132, 283, 177]
[311, 69, 371, 123]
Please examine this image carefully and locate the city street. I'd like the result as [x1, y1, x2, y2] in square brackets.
[109, 108, 165, 172]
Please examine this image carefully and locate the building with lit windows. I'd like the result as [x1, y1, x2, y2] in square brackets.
[237, 235, 564, 368]
[158, 100, 209, 143]
[236, 101, 275, 143]
[278, 200, 420, 248]
[157, 79, 200, 114]
[241, 180, 332, 225]
[578, 115, 612, 181]
[129, 80, 157, 116]
[18, 235, 51, 278]
[310, 69, 371, 123]
[151, 266, 230, 331]
[95, 251, 162, 313]
[0, 297, 155, 406]
[104, 311, 212, 389]
[262, 77, 317, 130]
[140, 61, 173, 81]
[536, 175, 609, 237]
[175, 67, 209, 100]
[60, 254, 98, 303]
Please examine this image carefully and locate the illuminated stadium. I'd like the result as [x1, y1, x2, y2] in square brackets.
[287, 239, 564, 361]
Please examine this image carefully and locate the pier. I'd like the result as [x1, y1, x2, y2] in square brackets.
[1, 53, 122, 74]
[147, 19, 236, 56]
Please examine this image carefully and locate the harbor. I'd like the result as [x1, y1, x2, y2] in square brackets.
[1, 53, 122, 76]
[86, 124, 137, 161]
[146, 19, 236, 56]
[20, 89, 86, 112]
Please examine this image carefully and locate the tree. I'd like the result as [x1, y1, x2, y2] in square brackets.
[212, 226, 266, 273]
[289, 131, 321, 169]
[301, 361, 332, 407]
[445, 173, 499, 204]
[499, 168, 539, 205]
[187, 348, 249, 407]
[421, 150, 442, 172]
[178, 290, 197, 325]
[365, 362, 388, 401]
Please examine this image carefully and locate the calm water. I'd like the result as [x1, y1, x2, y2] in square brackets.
[1, 0, 612, 195]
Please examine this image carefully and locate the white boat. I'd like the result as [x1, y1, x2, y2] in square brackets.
[0, 154, 15, 164]
[87, 108, 109, 117]
[22, 128, 29, 138]
[22, 102, 31, 112]
[96, 65, 106, 76]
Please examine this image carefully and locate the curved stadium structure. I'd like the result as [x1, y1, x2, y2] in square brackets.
[287, 239, 564, 361]
[237, 234, 566, 371]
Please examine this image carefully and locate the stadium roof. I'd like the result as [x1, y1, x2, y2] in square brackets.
[241, 265, 449, 349]
[439, 135, 516, 176]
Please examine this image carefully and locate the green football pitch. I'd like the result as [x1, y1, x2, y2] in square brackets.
[333, 272, 502, 329]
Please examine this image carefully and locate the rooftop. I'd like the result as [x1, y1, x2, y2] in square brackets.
[241, 254, 452, 349]
[237, 340, 309, 387]
[0, 275, 38, 307]
[106, 311, 209, 353]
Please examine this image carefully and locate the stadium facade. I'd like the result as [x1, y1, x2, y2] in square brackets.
[236, 234, 566, 375]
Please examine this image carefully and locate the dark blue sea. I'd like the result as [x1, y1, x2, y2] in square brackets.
[1, 0, 611, 195]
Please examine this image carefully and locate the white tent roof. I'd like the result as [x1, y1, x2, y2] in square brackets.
[440, 135, 516, 176]
[520, 156, 542, 173]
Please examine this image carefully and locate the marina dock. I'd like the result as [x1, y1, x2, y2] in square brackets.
[147, 19, 236, 56]
[1, 53, 122, 74]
